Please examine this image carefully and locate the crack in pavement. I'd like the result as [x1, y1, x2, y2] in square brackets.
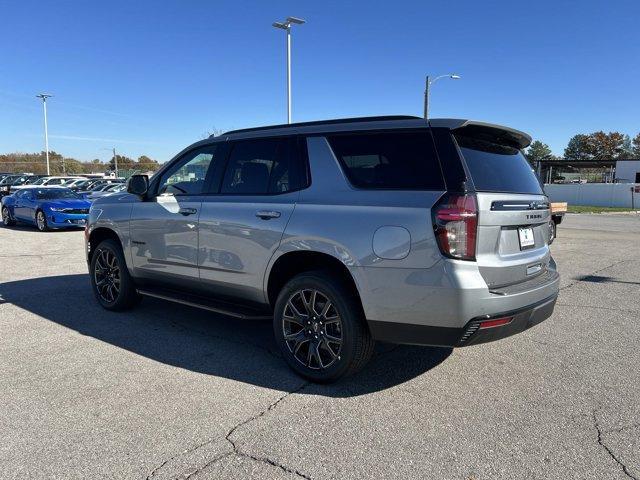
[592, 408, 638, 480]
[221, 382, 312, 480]
[146, 382, 310, 480]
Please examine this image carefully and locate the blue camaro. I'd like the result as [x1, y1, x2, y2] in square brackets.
[1, 187, 91, 231]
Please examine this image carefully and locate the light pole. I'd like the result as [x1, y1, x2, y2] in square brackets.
[423, 74, 460, 119]
[36, 93, 53, 175]
[101, 147, 119, 178]
[272, 16, 306, 124]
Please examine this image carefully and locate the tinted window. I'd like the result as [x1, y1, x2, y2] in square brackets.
[327, 131, 444, 190]
[221, 137, 300, 194]
[455, 135, 543, 194]
[158, 146, 217, 195]
[46, 178, 65, 185]
[34, 188, 81, 200]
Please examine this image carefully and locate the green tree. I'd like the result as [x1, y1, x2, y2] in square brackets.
[63, 158, 84, 174]
[525, 141, 553, 166]
[109, 154, 135, 171]
[622, 134, 633, 157]
[564, 134, 594, 162]
[632, 133, 640, 158]
[136, 155, 160, 171]
[589, 131, 625, 160]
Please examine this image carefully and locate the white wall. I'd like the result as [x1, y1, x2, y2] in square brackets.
[545, 183, 640, 208]
[615, 161, 640, 183]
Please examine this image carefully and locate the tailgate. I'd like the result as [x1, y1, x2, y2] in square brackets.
[476, 193, 551, 288]
[453, 125, 553, 289]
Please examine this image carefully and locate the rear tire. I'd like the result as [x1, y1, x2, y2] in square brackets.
[549, 220, 556, 243]
[90, 239, 140, 311]
[273, 271, 375, 383]
[2, 206, 15, 226]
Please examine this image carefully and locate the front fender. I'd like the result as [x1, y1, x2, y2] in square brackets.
[88, 201, 134, 272]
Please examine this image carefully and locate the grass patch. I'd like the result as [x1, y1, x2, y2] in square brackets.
[567, 205, 636, 214]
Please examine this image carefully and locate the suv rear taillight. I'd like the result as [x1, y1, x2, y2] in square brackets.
[433, 194, 478, 261]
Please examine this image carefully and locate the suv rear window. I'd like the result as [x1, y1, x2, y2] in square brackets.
[327, 131, 444, 190]
[454, 134, 543, 194]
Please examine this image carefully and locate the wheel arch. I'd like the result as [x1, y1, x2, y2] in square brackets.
[88, 227, 123, 264]
[265, 250, 366, 316]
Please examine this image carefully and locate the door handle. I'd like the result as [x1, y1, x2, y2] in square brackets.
[179, 207, 198, 216]
[255, 210, 281, 220]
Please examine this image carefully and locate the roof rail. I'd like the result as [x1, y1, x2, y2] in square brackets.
[217, 115, 423, 137]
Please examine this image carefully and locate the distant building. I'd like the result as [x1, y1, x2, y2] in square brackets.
[615, 160, 640, 183]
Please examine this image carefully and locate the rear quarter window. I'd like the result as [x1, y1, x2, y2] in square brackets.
[326, 131, 444, 190]
[454, 134, 543, 194]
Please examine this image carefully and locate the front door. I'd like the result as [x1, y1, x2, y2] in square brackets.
[13, 190, 35, 221]
[129, 145, 219, 287]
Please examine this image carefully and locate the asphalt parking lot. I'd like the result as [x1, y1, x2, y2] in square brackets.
[1, 214, 639, 480]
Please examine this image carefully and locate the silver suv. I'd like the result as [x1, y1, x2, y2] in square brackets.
[86, 116, 559, 382]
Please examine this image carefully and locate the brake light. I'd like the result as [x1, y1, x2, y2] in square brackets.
[433, 194, 478, 261]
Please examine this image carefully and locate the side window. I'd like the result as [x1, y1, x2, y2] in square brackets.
[14, 190, 25, 199]
[157, 145, 217, 196]
[221, 137, 297, 195]
[326, 131, 445, 190]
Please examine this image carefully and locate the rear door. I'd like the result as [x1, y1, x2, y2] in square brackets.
[452, 128, 551, 289]
[197, 136, 306, 303]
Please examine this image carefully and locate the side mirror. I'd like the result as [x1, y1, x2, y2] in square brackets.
[127, 174, 149, 197]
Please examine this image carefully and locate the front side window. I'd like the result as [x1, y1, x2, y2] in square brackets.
[327, 131, 445, 190]
[35, 188, 80, 200]
[221, 137, 299, 195]
[157, 146, 217, 195]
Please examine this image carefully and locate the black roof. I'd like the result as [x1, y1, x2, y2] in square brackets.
[218, 115, 422, 137]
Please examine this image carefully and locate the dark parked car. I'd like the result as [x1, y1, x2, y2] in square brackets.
[0, 175, 34, 197]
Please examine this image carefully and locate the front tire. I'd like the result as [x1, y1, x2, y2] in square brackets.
[273, 271, 375, 383]
[36, 210, 49, 231]
[90, 239, 140, 311]
[2, 206, 15, 226]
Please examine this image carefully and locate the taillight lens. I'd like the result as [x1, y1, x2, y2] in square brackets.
[433, 194, 478, 261]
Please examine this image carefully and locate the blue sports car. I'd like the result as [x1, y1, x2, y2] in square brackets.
[1, 187, 91, 231]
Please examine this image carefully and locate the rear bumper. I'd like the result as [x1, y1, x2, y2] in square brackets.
[368, 293, 557, 347]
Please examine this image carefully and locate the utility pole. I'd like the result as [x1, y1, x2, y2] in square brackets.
[36, 94, 53, 175]
[423, 76, 430, 119]
[113, 147, 119, 178]
[272, 17, 306, 124]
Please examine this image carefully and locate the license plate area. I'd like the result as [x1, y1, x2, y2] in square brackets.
[518, 226, 535, 250]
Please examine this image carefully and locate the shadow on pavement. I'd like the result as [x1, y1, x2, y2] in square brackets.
[0, 274, 452, 397]
[574, 274, 640, 286]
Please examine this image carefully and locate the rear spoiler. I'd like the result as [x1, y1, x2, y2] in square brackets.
[429, 119, 532, 149]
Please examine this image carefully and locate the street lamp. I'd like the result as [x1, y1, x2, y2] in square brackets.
[272, 16, 306, 124]
[36, 93, 53, 175]
[101, 147, 119, 178]
[423, 74, 461, 119]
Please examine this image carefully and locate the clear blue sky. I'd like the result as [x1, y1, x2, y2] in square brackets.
[1, 0, 638, 162]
